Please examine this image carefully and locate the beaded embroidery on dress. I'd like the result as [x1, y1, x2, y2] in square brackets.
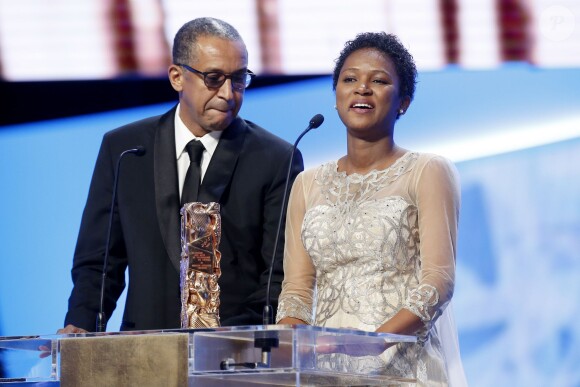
[303, 153, 426, 380]
[305, 153, 439, 329]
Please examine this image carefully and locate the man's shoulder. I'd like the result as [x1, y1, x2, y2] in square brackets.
[104, 107, 175, 141]
[240, 118, 293, 149]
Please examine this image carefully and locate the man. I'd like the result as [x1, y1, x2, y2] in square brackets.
[59, 17, 303, 333]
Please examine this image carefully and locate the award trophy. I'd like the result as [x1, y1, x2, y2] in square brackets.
[180, 202, 222, 328]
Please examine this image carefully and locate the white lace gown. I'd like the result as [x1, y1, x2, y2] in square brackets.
[276, 152, 467, 386]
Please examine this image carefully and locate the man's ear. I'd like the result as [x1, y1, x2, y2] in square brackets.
[168, 64, 184, 92]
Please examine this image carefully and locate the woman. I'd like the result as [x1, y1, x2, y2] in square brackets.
[276, 32, 467, 386]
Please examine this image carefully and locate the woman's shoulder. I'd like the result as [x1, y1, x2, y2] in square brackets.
[291, 161, 340, 193]
[301, 160, 338, 179]
[413, 152, 456, 171]
[411, 152, 459, 187]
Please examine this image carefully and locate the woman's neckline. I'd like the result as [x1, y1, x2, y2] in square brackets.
[333, 151, 412, 178]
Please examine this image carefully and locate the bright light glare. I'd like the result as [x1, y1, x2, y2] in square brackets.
[421, 116, 580, 161]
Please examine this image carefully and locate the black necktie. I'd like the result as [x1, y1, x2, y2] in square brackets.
[181, 140, 205, 205]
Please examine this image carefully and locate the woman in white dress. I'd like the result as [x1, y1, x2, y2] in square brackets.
[276, 32, 467, 386]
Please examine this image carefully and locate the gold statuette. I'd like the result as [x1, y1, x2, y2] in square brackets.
[180, 202, 221, 328]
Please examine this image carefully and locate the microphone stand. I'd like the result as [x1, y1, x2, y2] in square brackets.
[263, 114, 324, 326]
[96, 146, 145, 332]
[255, 114, 324, 367]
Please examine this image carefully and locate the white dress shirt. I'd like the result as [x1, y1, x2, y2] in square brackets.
[174, 104, 222, 201]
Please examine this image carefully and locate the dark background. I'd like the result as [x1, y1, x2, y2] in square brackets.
[0, 75, 323, 126]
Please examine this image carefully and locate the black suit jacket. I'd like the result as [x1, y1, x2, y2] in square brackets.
[65, 106, 303, 331]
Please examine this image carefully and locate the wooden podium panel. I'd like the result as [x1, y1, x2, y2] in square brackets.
[60, 333, 188, 387]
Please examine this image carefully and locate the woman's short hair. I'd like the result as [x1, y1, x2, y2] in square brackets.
[332, 32, 417, 101]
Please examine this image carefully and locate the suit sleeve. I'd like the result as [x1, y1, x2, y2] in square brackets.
[64, 133, 128, 331]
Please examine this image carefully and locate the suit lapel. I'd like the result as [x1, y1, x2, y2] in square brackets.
[155, 112, 247, 272]
[154, 107, 182, 272]
[198, 117, 246, 203]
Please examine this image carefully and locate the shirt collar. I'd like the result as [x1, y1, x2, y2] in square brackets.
[174, 104, 222, 159]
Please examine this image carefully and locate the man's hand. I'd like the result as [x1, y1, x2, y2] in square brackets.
[57, 324, 89, 334]
[38, 325, 90, 358]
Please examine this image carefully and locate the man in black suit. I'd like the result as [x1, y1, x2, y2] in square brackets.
[59, 17, 303, 333]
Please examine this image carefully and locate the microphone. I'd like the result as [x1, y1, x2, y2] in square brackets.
[250, 115, 323, 368]
[264, 113, 324, 326]
[96, 146, 146, 332]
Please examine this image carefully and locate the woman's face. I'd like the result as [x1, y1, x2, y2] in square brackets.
[335, 48, 408, 138]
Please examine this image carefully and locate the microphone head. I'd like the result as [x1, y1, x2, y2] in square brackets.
[309, 114, 324, 129]
[133, 146, 146, 156]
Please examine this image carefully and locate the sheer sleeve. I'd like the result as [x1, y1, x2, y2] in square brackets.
[275, 172, 317, 324]
[403, 156, 460, 324]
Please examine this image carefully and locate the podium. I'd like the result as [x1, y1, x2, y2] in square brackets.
[0, 325, 417, 386]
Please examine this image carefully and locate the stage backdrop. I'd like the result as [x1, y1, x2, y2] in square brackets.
[1, 67, 580, 386]
[2, 0, 579, 80]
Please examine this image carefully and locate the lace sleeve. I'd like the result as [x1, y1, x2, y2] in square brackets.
[405, 155, 460, 324]
[276, 172, 316, 324]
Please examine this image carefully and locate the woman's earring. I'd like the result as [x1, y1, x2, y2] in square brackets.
[398, 109, 404, 115]
[334, 105, 338, 110]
